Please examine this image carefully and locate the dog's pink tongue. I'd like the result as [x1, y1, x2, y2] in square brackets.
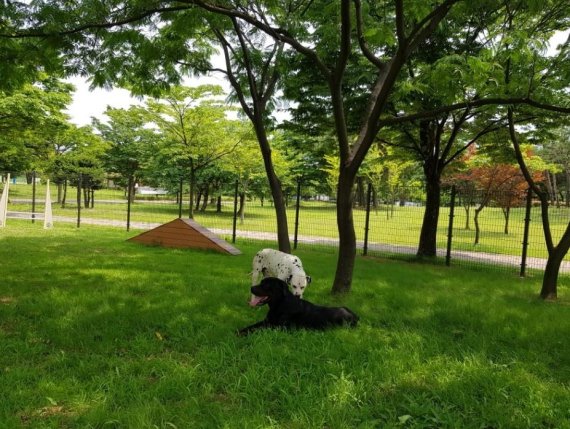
[249, 295, 264, 307]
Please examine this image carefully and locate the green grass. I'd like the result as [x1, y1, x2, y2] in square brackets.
[1, 224, 570, 428]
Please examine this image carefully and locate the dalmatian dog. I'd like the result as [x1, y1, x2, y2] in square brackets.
[251, 248, 311, 298]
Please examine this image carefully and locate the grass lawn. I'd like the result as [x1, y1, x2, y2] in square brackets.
[1, 224, 570, 428]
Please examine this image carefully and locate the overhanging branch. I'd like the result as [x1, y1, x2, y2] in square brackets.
[378, 97, 570, 128]
[1, 5, 191, 38]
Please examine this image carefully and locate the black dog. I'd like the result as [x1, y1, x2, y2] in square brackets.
[238, 277, 358, 336]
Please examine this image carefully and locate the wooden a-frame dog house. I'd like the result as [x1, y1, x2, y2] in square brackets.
[128, 218, 241, 255]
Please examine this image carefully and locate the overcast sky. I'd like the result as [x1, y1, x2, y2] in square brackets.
[65, 72, 227, 126]
[65, 31, 569, 127]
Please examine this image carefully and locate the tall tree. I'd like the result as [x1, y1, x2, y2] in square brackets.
[94, 106, 157, 202]
[508, 110, 570, 299]
[502, 1, 570, 299]
[211, 18, 293, 251]
[0, 77, 74, 175]
[146, 85, 241, 218]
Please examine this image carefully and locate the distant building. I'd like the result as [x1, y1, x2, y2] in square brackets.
[136, 186, 168, 196]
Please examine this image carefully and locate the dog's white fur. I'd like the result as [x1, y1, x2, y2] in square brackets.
[252, 248, 310, 297]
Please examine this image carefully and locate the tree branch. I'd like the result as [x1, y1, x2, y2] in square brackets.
[232, 17, 259, 103]
[334, 0, 352, 82]
[406, 0, 460, 55]
[184, 0, 332, 79]
[395, 0, 406, 45]
[214, 29, 254, 121]
[261, 42, 284, 106]
[440, 108, 470, 163]
[330, 0, 352, 162]
[2, 5, 191, 38]
[442, 115, 514, 168]
[378, 97, 570, 128]
[353, 0, 384, 69]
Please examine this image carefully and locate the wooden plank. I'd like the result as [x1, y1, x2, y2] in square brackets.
[133, 235, 221, 250]
[137, 227, 214, 241]
[134, 234, 214, 246]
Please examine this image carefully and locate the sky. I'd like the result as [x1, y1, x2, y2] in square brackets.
[64, 31, 569, 127]
[65, 72, 228, 126]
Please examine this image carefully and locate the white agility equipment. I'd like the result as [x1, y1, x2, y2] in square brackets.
[0, 173, 8, 228]
[0, 175, 54, 229]
[43, 180, 53, 228]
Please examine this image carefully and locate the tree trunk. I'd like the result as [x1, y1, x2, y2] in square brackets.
[565, 169, 570, 207]
[238, 192, 246, 224]
[417, 121, 442, 258]
[474, 205, 483, 245]
[61, 180, 67, 208]
[417, 178, 441, 257]
[127, 180, 136, 205]
[355, 177, 365, 207]
[502, 206, 510, 234]
[552, 173, 560, 208]
[57, 183, 63, 204]
[544, 171, 555, 204]
[541, 215, 570, 300]
[216, 195, 222, 213]
[83, 187, 90, 208]
[188, 161, 195, 219]
[332, 166, 357, 295]
[200, 184, 209, 212]
[464, 205, 471, 230]
[252, 115, 291, 253]
[542, 246, 566, 300]
[195, 189, 202, 211]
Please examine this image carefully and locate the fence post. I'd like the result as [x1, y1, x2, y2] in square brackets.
[76, 173, 82, 228]
[232, 179, 238, 244]
[520, 188, 532, 277]
[178, 178, 183, 218]
[126, 174, 133, 232]
[294, 178, 301, 250]
[445, 185, 456, 266]
[363, 182, 372, 256]
[31, 170, 36, 224]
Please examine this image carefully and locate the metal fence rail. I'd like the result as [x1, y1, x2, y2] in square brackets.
[4, 180, 570, 275]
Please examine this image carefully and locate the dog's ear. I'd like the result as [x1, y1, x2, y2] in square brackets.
[306, 276, 312, 284]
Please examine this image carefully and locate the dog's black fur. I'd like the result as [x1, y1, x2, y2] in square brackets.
[238, 277, 358, 336]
